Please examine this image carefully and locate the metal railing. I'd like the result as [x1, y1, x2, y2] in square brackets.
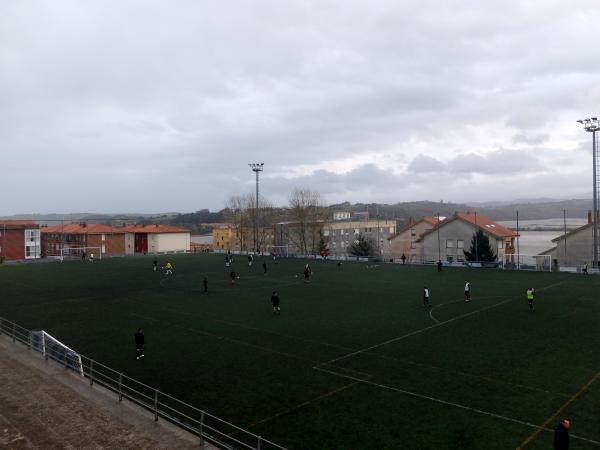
[0, 316, 287, 450]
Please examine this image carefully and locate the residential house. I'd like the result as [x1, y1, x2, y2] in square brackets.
[388, 216, 440, 263]
[212, 225, 234, 251]
[120, 224, 191, 254]
[419, 213, 517, 263]
[0, 221, 41, 261]
[548, 212, 597, 268]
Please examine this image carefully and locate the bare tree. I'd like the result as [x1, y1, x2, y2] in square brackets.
[287, 188, 327, 255]
[224, 195, 251, 251]
[225, 193, 276, 252]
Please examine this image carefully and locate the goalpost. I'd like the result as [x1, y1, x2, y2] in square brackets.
[30, 331, 84, 376]
[270, 245, 289, 258]
[501, 254, 552, 272]
[60, 247, 102, 261]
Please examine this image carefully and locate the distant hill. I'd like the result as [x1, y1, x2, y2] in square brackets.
[1, 198, 593, 228]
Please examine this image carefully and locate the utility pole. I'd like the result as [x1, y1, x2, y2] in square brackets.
[437, 212, 441, 263]
[516, 210, 520, 269]
[577, 117, 599, 267]
[563, 209, 567, 265]
[248, 163, 264, 254]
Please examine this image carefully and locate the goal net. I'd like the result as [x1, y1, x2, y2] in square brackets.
[60, 247, 102, 261]
[270, 246, 289, 258]
[30, 331, 84, 375]
[501, 254, 552, 272]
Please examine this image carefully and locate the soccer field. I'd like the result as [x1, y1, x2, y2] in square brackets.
[1, 254, 600, 449]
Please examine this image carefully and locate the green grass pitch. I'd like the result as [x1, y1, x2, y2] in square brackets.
[1, 254, 600, 449]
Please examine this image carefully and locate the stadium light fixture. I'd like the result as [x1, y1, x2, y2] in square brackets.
[578, 117, 600, 267]
[248, 163, 264, 253]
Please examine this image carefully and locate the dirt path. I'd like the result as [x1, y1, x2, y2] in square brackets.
[0, 338, 214, 449]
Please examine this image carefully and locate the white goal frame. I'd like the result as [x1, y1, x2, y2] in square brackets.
[501, 253, 552, 272]
[270, 246, 289, 258]
[31, 330, 84, 376]
[60, 246, 102, 261]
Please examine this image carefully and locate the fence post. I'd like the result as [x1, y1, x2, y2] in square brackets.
[154, 390, 159, 422]
[27, 331, 31, 350]
[258, 436, 262, 450]
[118, 373, 123, 402]
[89, 360, 94, 386]
[199, 410, 205, 444]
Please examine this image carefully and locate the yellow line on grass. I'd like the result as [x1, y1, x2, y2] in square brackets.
[516, 369, 600, 450]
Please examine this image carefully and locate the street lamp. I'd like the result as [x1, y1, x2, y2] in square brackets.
[578, 117, 600, 267]
[248, 163, 264, 254]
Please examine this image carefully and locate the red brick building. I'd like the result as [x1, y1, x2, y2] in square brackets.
[41, 223, 126, 257]
[0, 221, 41, 261]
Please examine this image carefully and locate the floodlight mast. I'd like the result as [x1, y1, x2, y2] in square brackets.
[248, 163, 264, 253]
[578, 117, 600, 267]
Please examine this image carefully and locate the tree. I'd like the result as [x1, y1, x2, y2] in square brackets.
[463, 229, 496, 262]
[348, 233, 374, 257]
[287, 188, 327, 254]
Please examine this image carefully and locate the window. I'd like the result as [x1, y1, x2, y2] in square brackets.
[498, 240, 504, 249]
[446, 239, 454, 248]
[389, 227, 394, 233]
[323, 229, 329, 236]
[411, 228, 416, 237]
[457, 240, 464, 249]
[410, 241, 416, 249]
[102, 234, 106, 241]
[447, 255, 454, 263]
[354, 228, 359, 234]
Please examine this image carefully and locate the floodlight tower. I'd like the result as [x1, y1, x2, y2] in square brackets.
[577, 117, 600, 267]
[249, 163, 264, 253]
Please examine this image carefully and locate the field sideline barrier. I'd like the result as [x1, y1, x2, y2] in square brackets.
[0, 316, 287, 450]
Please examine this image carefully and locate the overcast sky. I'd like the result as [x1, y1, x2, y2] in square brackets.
[2, 1, 600, 214]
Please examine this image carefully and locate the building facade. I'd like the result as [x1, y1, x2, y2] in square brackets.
[550, 222, 595, 268]
[41, 223, 125, 257]
[0, 221, 41, 261]
[419, 213, 517, 263]
[213, 226, 234, 251]
[121, 225, 191, 254]
[323, 219, 396, 258]
[388, 216, 440, 262]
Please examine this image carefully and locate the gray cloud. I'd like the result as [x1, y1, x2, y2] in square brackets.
[0, 0, 599, 213]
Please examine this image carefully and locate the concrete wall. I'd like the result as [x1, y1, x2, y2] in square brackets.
[422, 219, 506, 263]
[324, 220, 396, 258]
[156, 233, 190, 253]
[125, 233, 135, 255]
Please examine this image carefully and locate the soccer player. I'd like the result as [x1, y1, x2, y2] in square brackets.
[89, 253, 94, 263]
[135, 328, 145, 360]
[81, 251, 86, 261]
[153, 258, 158, 272]
[553, 418, 570, 450]
[230, 271, 237, 285]
[437, 260, 442, 272]
[303, 264, 311, 282]
[337, 261, 342, 270]
[526, 287, 535, 312]
[423, 286, 430, 307]
[464, 280, 471, 302]
[583, 262, 589, 274]
[164, 262, 173, 275]
[263, 262, 267, 275]
[271, 291, 280, 314]
[248, 254, 253, 267]
[225, 255, 230, 267]
[401, 254, 406, 264]
[203, 277, 208, 293]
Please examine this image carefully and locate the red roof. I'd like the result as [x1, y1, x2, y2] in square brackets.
[41, 223, 117, 234]
[422, 216, 441, 226]
[455, 213, 516, 238]
[0, 220, 37, 229]
[388, 216, 440, 240]
[119, 224, 190, 234]
[420, 213, 516, 240]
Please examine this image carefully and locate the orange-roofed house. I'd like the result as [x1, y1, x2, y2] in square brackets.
[41, 223, 126, 257]
[120, 224, 191, 255]
[387, 216, 440, 263]
[418, 212, 517, 263]
[0, 221, 41, 261]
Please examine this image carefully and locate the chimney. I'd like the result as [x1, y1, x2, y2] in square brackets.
[588, 210, 592, 225]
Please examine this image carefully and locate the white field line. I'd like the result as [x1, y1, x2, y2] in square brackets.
[314, 366, 600, 446]
[320, 282, 564, 367]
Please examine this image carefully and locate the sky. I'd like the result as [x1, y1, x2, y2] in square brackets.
[2, 0, 600, 214]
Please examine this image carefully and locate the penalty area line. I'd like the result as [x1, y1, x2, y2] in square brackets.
[320, 282, 564, 367]
[314, 366, 600, 446]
